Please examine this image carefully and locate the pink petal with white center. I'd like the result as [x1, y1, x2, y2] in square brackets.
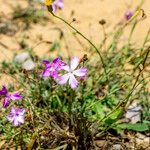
[17, 116, 25, 124]
[69, 74, 78, 89]
[61, 65, 70, 72]
[70, 57, 80, 70]
[14, 119, 19, 126]
[11, 107, 16, 115]
[58, 73, 70, 85]
[73, 68, 87, 77]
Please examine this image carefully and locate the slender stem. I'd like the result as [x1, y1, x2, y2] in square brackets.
[68, 89, 75, 131]
[50, 13, 108, 82]
[127, 21, 138, 46]
[140, 28, 150, 52]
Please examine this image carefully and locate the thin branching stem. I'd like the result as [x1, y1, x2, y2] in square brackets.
[50, 13, 109, 82]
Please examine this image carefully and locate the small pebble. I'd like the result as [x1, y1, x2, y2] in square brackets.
[125, 102, 141, 123]
[14, 52, 30, 63]
[22, 59, 35, 70]
[111, 144, 123, 150]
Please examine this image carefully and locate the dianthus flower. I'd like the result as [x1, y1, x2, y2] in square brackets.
[58, 57, 88, 89]
[0, 86, 23, 108]
[42, 57, 66, 80]
[7, 107, 26, 126]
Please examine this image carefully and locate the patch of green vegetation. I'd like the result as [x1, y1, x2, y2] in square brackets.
[0, 0, 149, 149]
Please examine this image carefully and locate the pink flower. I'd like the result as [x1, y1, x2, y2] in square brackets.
[42, 57, 66, 80]
[7, 107, 26, 126]
[58, 57, 88, 89]
[0, 86, 23, 108]
[125, 10, 133, 20]
[52, 0, 64, 13]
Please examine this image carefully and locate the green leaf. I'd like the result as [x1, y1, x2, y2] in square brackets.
[116, 123, 149, 132]
[91, 102, 105, 119]
[51, 95, 62, 109]
[109, 108, 123, 120]
[105, 108, 123, 125]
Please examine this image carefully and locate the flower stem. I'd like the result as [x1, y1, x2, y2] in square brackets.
[68, 89, 75, 131]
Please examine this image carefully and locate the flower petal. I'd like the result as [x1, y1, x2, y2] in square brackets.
[0, 86, 8, 96]
[10, 107, 17, 115]
[57, 0, 64, 9]
[10, 93, 23, 101]
[73, 68, 87, 77]
[43, 60, 51, 67]
[17, 116, 25, 124]
[52, 57, 66, 70]
[3, 97, 10, 108]
[19, 108, 26, 115]
[70, 57, 80, 70]
[13, 119, 19, 126]
[42, 68, 51, 77]
[61, 65, 70, 72]
[7, 116, 14, 122]
[50, 70, 58, 80]
[58, 73, 70, 85]
[52, 1, 57, 13]
[69, 74, 78, 89]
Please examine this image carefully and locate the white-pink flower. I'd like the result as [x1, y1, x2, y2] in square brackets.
[7, 107, 26, 126]
[58, 57, 87, 89]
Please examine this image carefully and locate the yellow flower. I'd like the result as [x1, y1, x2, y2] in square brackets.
[44, 0, 53, 6]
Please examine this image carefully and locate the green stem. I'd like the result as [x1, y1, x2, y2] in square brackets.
[140, 28, 150, 52]
[127, 21, 138, 46]
[68, 89, 75, 131]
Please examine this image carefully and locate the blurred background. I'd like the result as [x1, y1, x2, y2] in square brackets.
[0, 0, 149, 60]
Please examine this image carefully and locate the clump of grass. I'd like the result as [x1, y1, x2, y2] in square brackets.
[0, 0, 150, 150]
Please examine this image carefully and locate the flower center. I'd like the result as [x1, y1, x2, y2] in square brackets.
[69, 69, 74, 74]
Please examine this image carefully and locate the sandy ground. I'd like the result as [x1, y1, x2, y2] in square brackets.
[0, 0, 150, 61]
